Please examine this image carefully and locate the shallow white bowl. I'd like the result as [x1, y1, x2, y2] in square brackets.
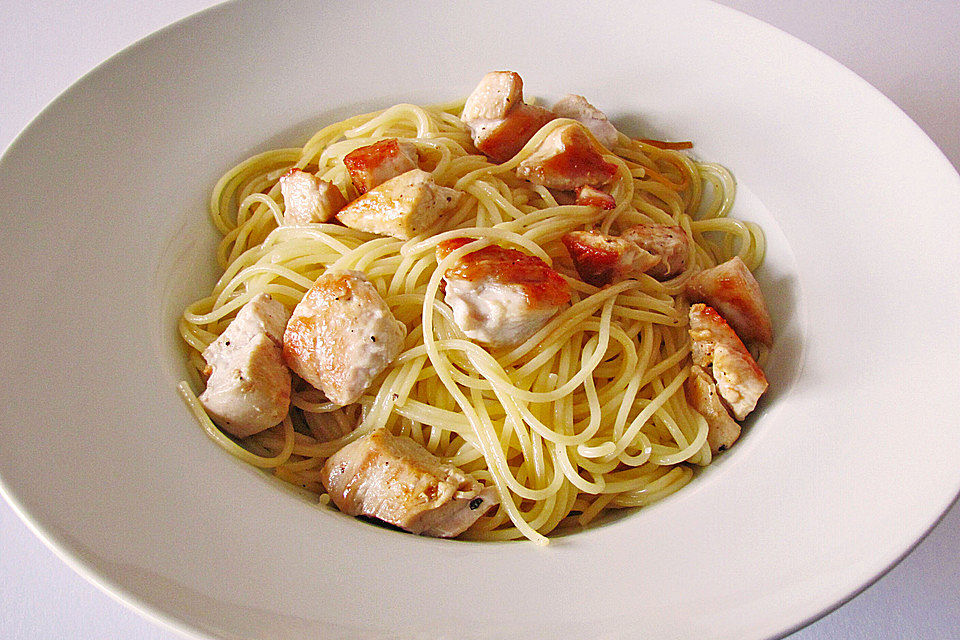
[1, 1, 959, 638]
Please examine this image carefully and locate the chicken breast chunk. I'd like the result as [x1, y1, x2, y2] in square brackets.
[472, 104, 555, 164]
[516, 121, 618, 191]
[461, 71, 525, 123]
[320, 428, 499, 537]
[279, 169, 346, 225]
[685, 365, 741, 454]
[561, 230, 658, 287]
[688, 303, 768, 420]
[575, 185, 616, 210]
[342, 138, 420, 194]
[437, 238, 570, 349]
[686, 256, 773, 346]
[620, 224, 690, 280]
[460, 71, 555, 163]
[336, 169, 462, 240]
[551, 94, 619, 149]
[303, 403, 362, 443]
[283, 271, 405, 406]
[200, 293, 292, 438]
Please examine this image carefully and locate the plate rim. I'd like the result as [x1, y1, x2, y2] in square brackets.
[1, 1, 959, 639]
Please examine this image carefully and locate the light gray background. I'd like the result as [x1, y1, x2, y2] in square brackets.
[1, 1, 957, 638]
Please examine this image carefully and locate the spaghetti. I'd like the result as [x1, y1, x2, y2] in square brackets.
[179, 97, 765, 544]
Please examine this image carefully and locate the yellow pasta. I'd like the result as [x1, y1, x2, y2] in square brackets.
[179, 99, 765, 544]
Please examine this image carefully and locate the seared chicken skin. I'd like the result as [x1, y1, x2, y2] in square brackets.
[562, 230, 658, 287]
[688, 303, 768, 420]
[336, 169, 462, 240]
[574, 185, 616, 210]
[342, 138, 419, 194]
[551, 94, 619, 149]
[437, 238, 570, 349]
[686, 256, 773, 346]
[460, 71, 555, 163]
[562, 223, 689, 287]
[471, 104, 555, 164]
[320, 428, 499, 537]
[283, 271, 405, 406]
[278, 168, 347, 225]
[620, 223, 690, 281]
[516, 121, 618, 191]
[200, 293, 292, 438]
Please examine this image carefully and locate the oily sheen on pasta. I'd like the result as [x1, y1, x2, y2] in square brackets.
[178, 96, 766, 544]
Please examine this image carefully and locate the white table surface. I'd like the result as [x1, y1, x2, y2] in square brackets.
[2, 1, 958, 638]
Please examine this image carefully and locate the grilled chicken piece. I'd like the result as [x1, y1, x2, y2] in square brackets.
[279, 169, 346, 225]
[575, 185, 616, 210]
[688, 303, 767, 420]
[561, 230, 658, 287]
[303, 403, 362, 442]
[620, 224, 690, 280]
[320, 428, 499, 537]
[686, 256, 773, 346]
[283, 271, 405, 406]
[460, 71, 555, 163]
[551, 94, 619, 149]
[343, 138, 420, 194]
[473, 104, 556, 164]
[686, 365, 741, 454]
[336, 169, 462, 240]
[437, 238, 570, 349]
[200, 293, 292, 438]
[461, 71, 525, 123]
[516, 121, 618, 191]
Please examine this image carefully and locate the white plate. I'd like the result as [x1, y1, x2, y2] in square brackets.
[1, 1, 958, 638]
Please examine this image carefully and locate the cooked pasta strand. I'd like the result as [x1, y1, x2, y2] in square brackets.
[178, 98, 765, 542]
